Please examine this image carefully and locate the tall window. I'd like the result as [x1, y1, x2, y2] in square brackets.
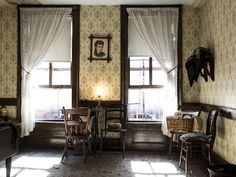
[125, 7, 179, 125]
[128, 57, 166, 121]
[31, 17, 72, 121]
[32, 62, 71, 120]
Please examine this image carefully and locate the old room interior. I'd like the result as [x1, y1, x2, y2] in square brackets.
[0, 0, 236, 176]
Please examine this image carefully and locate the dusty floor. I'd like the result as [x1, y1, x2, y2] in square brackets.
[0, 148, 209, 177]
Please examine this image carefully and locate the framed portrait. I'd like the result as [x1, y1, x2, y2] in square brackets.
[88, 34, 112, 62]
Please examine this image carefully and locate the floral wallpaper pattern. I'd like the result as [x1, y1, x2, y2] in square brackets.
[182, 6, 200, 103]
[198, 0, 236, 163]
[79, 6, 120, 100]
[0, 7, 17, 98]
[1, 4, 236, 162]
[0, 7, 17, 118]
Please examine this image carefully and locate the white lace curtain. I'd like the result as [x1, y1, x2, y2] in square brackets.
[127, 8, 179, 136]
[20, 8, 72, 136]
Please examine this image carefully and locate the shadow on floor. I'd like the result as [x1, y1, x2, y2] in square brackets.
[0, 148, 209, 177]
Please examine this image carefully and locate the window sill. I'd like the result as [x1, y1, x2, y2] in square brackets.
[35, 120, 64, 124]
[127, 121, 162, 125]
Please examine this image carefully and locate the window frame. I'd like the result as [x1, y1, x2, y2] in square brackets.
[38, 62, 72, 89]
[17, 6, 80, 121]
[128, 56, 164, 89]
[121, 5, 182, 110]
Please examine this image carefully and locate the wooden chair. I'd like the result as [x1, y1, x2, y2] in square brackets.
[100, 104, 127, 158]
[61, 107, 93, 163]
[179, 109, 218, 174]
[167, 115, 195, 159]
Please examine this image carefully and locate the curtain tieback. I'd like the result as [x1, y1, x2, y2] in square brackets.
[167, 65, 177, 74]
[21, 66, 30, 75]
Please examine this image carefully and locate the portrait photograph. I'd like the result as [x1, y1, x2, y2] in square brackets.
[92, 38, 108, 59]
[88, 34, 112, 62]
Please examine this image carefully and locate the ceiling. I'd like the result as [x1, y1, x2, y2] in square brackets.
[38, 0, 197, 6]
[1, 0, 205, 7]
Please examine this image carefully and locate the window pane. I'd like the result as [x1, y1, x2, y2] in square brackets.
[52, 62, 71, 85]
[128, 88, 164, 121]
[152, 59, 166, 85]
[34, 62, 49, 85]
[130, 57, 149, 85]
[33, 88, 72, 120]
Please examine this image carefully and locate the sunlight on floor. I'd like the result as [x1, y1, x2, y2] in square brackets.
[131, 160, 186, 177]
[0, 155, 60, 177]
[12, 156, 60, 169]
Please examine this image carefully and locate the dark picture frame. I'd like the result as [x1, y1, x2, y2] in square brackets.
[88, 34, 112, 62]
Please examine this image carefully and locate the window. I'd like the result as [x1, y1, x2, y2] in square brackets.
[128, 57, 166, 121]
[30, 16, 72, 121]
[129, 57, 165, 87]
[33, 62, 72, 121]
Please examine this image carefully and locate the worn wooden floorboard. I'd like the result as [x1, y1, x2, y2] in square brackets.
[0, 148, 209, 177]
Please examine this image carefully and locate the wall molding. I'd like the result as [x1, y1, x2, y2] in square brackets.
[181, 102, 236, 120]
[0, 98, 18, 105]
[79, 100, 120, 108]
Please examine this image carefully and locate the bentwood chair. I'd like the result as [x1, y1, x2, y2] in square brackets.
[61, 107, 94, 163]
[100, 104, 127, 158]
[179, 109, 218, 174]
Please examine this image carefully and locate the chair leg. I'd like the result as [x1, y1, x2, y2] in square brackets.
[83, 140, 87, 163]
[179, 141, 183, 168]
[189, 143, 193, 161]
[122, 132, 126, 159]
[208, 144, 213, 164]
[185, 144, 189, 174]
[61, 139, 69, 163]
[201, 143, 206, 160]
[179, 141, 190, 174]
[88, 138, 91, 156]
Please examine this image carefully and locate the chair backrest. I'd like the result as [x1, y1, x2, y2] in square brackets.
[105, 104, 127, 129]
[62, 107, 91, 136]
[205, 109, 218, 142]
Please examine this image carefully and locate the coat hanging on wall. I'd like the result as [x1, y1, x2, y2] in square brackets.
[185, 47, 214, 87]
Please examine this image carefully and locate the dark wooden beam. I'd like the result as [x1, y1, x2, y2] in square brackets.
[72, 6, 80, 107]
[121, 5, 182, 8]
[0, 98, 18, 105]
[177, 5, 183, 108]
[79, 100, 121, 108]
[120, 5, 128, 105]
[17, 6, 21, 121]
[18, 4, 80, 8]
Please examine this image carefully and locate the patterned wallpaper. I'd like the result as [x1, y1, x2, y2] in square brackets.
[182, 6, 200, 103]
[0, 7, 17, 98]
[1, 4, 235, 161]
[199, 0, 236, 107]
[0, 7, 17, 118]
[79, 6, 120, 101]
[197, 0, 236, 163]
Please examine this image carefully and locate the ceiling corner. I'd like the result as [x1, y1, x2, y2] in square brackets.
[0, 0, 11, 7]
[192, 0, 207, 8]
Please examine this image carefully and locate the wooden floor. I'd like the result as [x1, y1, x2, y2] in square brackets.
[0, 148, 209, 177]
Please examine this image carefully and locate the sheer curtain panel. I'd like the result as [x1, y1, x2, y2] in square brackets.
[20, 8, 72, 136]
[127, 8, 179, 136]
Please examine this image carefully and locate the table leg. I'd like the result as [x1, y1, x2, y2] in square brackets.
[99, 130, 103, 157]
[168, 133, 174, 159]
